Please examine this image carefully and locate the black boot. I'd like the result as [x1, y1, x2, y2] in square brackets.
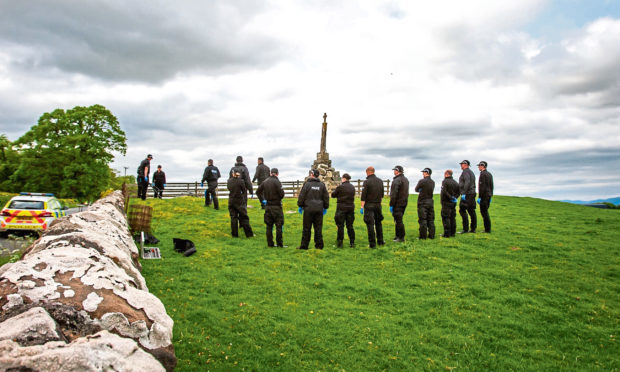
[337, 240, 343, 248]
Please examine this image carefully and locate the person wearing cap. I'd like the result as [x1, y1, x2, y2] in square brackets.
[152, 165, 166, 199]
[229, 155, 253, 200]
[331, 173, 356, 247]
[477, 161, 494, 233]
[201, 159, 221, 209]
[360, 166, 385, 248]
[297, 169, 330, 250]
[458, 160, 477, 233]
[415, 168, 436, 239]
[389, 165, 409, 242]
[226, 168, 254, 238]
[440, 169, 460, 237]
[137, 154, 153, 200]
[257, 168, 285, 247]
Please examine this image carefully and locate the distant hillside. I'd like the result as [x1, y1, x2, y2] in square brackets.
[560, 196, 620, 205]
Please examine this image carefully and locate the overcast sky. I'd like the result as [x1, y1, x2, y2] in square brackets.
[1, 0, 619, 201]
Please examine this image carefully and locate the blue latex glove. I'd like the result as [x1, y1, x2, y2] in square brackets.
[477, 198, 481, 204]
[145, 176, 149, 182]
[489, 197, 492, 204]
[359, 208, 364, 215]
[163, 184, 166, 188]
[261, 200, 267, 206]
[461, 194, 466, 201]
[151, 182, 155, 187]
[201, 182, 204, 187]
[451, 197, 457, 203]
[389, 206, 393, 214]
[323, 208, 327, 215]
[298, 207, 303, 214]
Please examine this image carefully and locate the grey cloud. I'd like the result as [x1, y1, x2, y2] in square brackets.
[0, 0, 286, 83]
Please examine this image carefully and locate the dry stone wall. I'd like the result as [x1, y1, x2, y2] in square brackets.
[0, 191, 176, 371]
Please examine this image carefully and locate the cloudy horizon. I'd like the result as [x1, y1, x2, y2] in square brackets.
[1, 0, 619, 201]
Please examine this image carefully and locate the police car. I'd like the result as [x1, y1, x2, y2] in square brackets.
[0, 193, 67, 234]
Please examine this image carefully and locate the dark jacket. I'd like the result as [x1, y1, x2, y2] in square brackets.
[390, 174, 409, 208]
[440, 176, 460, 204]
[202, 165, 221, 183]
[253, 163, 271, 184]
[257, 176, 285, 206]
[227, 177, 247, 207]
[297, 178, 329, 213]
[459, 167, 476, 195]
[415, 177, 435, 203]
[361, 174, 384, 205]
[137, 158, 150, 177]
[229, 162, 253, 195]
[153, 170, 166, 186]
[331, 181, 356, 212]
[478, 170, 494, 199]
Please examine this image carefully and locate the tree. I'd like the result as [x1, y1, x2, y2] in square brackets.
[11, 105, 127, 201]
[0, 134, 21, 192]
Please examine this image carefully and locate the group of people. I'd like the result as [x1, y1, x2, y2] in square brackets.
[138, 154, 494, 249]
[137, 154, 167, 200]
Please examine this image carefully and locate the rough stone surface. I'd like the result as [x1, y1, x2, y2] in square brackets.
[0, 191, 176, 371]
[0, 330, 165, 372]
[0, 307, 64, 346]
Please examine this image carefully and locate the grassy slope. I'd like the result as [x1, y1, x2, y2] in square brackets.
[137, 195, 619, 371]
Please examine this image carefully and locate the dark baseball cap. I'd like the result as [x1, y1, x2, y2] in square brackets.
[421, 168, 432, 175]
[342, 173, 351, 180]
[459, 160, 470, 165]
[270, 168, 279, 174]
[147, 154, 153, 159]
[157, 165, 162, 168]
[392, 165, 404, 173]
[477, 161, 488, 167]
[310, 169, 320, 177]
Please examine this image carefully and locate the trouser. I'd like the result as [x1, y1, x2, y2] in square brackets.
[334, 209, 355, 244]
[229, 204, 253, 237]
[137, 176, 148, 200]
[153, 183, 164, 199]
[479, 196, 491, 232]
[205, 181, 219, 209]
[264, 205, 284, 246]
[441, 202, 457, 237]
[300, 210, 324, 249]
[418, 199, 435, 239]
[363, 204, 384, 247]
[392, 206, 406, 239]
[459, 193, 477, 232]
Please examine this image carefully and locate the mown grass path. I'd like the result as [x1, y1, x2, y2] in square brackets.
[138, 195, 619, 371]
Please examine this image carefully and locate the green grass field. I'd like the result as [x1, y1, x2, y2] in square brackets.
[133, 195, 619, 371]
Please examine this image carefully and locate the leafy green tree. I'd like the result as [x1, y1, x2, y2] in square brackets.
[0, 134, 21, 192]
[11, 105, 127, 201]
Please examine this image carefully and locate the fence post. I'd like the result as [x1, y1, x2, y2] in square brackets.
[357, 179, 361, 196]
[385, 179, 390, 196]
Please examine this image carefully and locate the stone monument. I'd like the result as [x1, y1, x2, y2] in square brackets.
[310, 113, 341, 192]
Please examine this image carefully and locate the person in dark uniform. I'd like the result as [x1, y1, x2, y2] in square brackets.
[477, 161, 494, 233]
[137, 154, 152, 200]
[297, 169, 329, 250]
[458, 160, 477, 233]
[257, 168, 285, 247]
[331, 173, 355, 247]
[389, 165, 409, 242]
[226, 168, 254, 238]
[253, 157, 271, 209]
[440, 169, 460, 238]
[360, 166, 385, 248]
[415, 168, 436, 239]
[152, 165, 166, 199]
[201, 159, 221, 209]
[229, 155, 253, 199]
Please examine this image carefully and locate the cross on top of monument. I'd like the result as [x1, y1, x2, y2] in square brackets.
[320, 113, 327, 153]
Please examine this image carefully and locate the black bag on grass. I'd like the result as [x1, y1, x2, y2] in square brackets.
[173, 238, 196, 256]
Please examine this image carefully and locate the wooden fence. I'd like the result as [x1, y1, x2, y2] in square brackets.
[140, 180, 391, 199]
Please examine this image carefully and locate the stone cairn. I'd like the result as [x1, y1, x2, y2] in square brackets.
[309, 113, 341, 193]
[0, 191, 176, 371]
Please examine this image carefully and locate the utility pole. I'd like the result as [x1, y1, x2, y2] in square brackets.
[123, 166, 129, 176]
